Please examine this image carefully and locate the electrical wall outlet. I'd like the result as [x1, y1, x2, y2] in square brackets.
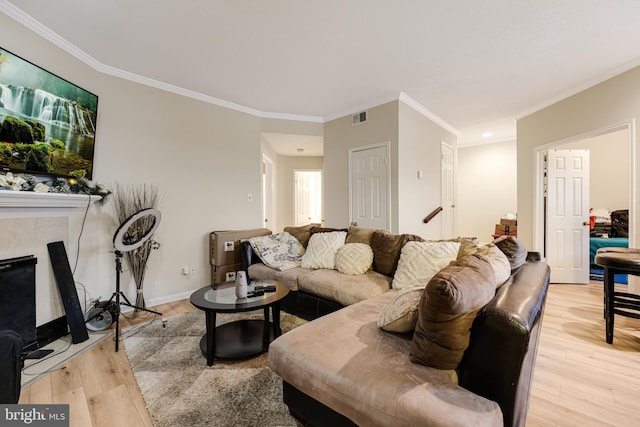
[224, 241, 234, 252]
[190, 265, 196, 275]
[226, 271, 236, 281]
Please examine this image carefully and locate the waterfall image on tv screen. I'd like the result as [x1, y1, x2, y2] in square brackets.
[0, 47, 98, 179]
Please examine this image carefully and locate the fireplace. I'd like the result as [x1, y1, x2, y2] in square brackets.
[0, 255, 37, 352]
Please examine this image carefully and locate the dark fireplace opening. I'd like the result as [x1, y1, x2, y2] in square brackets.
[0, 255, 38, 352]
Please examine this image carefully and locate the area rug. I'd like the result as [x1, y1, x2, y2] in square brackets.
[122, 310, 307, 427]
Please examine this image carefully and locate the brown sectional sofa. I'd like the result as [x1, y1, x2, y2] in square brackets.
[241, 225, 551, 426]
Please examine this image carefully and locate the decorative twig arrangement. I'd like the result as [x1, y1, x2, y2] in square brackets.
[110, 182, 160, 310]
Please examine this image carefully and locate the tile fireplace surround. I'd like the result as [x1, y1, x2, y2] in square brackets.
[0, 190, 101, 329]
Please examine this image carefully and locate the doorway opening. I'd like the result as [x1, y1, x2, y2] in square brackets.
[294, 170, 322, 226]
[534, 122, 635, 287]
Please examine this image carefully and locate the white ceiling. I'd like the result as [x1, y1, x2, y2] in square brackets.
[3, 0, 640, 152]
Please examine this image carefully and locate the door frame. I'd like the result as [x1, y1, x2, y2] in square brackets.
[348, 141, 392, 230]
[262, 153, 274, 230]
[441, 142, 455, 239]
[532, 120, 636, 287]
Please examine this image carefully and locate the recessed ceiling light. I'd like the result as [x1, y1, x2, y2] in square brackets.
[482, 132, 493, 138]
[297, 148, 304, 152]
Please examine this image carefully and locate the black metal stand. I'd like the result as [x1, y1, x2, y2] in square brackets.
[107, 250, 162, 352]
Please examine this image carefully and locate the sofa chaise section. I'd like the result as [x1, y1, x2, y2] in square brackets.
[268, 256, 550, 427]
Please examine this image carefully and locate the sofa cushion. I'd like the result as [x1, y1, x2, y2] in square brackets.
[378, 286, 423, 333]
[345, 225, 378, 245]
[370, 231, 424, 277]
[297, 269, 391, 306]
[247, 264, 313, 291]
[335, 243, 373, 275]
[247, 232, 305, 271]
[268, 291, 503, 427]
[284, 224, 315, 248]
[410, 252, 496, 370]
[301, 231, 347, 269]
[477, 243, 511, 287]
[392, 241, 460, 290]
[492, 235, 527, 272]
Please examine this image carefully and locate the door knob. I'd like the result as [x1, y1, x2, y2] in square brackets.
[582, 221, 590, 226]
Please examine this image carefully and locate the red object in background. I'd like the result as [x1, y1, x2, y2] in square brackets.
[590, 216, 595, 230]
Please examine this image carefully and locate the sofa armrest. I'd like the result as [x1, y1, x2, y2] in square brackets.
[458, 259, 550, 427]
[240, 240, 262, 276]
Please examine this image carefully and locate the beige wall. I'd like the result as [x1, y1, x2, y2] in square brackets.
[517, 66, 640, 255]
[324, 101, 399, 230]
[398, 102, 457, 238]
[457, 140, 517, 242]
[0, 13, 318, 317]
[323, 100, 457, 236]
[563, 129, 629, 212]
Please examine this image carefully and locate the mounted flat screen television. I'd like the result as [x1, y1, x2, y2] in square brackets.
[0, 46, 98, 179]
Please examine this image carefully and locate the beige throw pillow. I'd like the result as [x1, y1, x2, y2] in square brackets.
[477, 243, 511, 287]
[301, 231, 347, 270]
[378, 286, 424, 333]
[335, 243, 373, 275]
[392, 241, 460, 290]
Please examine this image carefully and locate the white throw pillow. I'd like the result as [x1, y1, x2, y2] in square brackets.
[378, 286, 424, 333]
[392, 241, 460, 290]
[301, 231, 347, 269]
[335, 243, 373, 275]
[477, 243, 511, 287]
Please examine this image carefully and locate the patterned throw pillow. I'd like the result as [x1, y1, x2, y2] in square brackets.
[301, 231, 347, 269]
[335, 243, 373, 275]
[392, 241, 460, 290]
[247, 232, 305, 271]
[378, 286, 424, 333]
[370, 231, 424, 277]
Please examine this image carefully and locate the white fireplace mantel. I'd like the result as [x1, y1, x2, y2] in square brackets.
[0, 190, 100, 208]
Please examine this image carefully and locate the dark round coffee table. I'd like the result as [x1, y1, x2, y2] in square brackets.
[190, 280, 288, 365]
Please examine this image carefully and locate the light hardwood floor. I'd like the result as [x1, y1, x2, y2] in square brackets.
[19, 282, 640, 427]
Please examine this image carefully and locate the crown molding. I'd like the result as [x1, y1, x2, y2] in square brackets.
[0, 2, 323, 123]
[514, 56, 640, 121]
[398, 92, 459, 136]
[323, 92, 460, 136]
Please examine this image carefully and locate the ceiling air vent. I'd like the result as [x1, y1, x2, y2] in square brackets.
[352, 110, 367, 125]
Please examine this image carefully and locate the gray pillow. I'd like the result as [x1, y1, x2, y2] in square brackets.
[492, 235, 527, 272]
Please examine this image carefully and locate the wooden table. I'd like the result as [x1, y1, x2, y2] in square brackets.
[594, 248, 640, 344]
[190, 280, 288, 365]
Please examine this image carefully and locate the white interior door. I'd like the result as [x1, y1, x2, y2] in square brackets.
[546, 149, 590, 284]
[441, 143, 455, 239]
[350, 144, 390, 230]
[294, 170, 322, 226]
